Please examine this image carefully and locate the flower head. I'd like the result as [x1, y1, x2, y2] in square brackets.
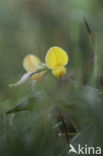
[45, 46, 68, 78]
[23, 54, 45, 81]
[9, 46, 69, 87]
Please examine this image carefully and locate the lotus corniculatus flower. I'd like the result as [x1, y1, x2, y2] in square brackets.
[9, 46, 69, 87]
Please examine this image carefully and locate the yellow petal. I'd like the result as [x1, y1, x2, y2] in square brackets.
[52, 66, 66, 78]
[23, 54, 41, 72]
[45, 46, 68, 69]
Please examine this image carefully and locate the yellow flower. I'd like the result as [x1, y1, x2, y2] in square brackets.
[9, 54, 47, 87]
[23, 54, 45, 81]
[45, 46, 68, 78]
[9, 46, 68, 87]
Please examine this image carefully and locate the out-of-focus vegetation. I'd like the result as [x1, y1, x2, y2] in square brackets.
[1, 0, 103, 155]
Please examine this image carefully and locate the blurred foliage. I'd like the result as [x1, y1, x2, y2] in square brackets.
[1, 0, 103, 156]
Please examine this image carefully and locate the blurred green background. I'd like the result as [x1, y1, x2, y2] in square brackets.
[1, 0, 103, 155]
